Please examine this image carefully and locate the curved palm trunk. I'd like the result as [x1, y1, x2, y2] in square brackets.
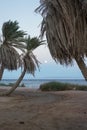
[0, 67, 26, 96]
[75, 57, 87, 81]
[0, 65, 4, 80]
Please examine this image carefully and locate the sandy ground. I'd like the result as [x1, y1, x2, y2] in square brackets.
[0, 87, 87, 130]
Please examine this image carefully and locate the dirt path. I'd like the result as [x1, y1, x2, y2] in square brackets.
[0, 88, 87, 130]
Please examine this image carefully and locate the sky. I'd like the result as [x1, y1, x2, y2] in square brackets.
[0, 0, 84, 79]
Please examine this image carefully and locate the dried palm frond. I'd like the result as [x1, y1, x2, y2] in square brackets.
[20, 36, 43, 76]
[36, 0, 87, 65]
[23, 51, 39, 75]
[0, 45, 21, 70]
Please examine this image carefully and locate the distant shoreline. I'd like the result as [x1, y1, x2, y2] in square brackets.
[0, 79, 87, 88]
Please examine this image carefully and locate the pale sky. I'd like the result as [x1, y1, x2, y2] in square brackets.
[0, 0, 84, 79]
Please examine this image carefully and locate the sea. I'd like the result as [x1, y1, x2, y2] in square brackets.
[0, 79, 87, 89]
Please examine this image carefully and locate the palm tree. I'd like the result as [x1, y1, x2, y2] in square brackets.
[1, 36, 44, 96]
[36, 0, 87, 80]
[0, 20, 26, 80]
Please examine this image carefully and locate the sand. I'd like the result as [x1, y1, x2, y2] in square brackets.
[0, 87, 87, 130]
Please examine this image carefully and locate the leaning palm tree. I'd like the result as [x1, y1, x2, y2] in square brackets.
[36, 0, 87, 80]
[1, 36, 44, 96]
[0, 20, 26, 80]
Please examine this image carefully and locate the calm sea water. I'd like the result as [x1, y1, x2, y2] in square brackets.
[0, 79, 87, 89]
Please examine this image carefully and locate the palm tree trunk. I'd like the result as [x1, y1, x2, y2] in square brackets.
[75, 57, 87, 81]
[0, 67, 26, 96]
[0, 65, 4, 80]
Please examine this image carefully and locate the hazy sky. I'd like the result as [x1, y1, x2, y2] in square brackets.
[0, 0, 84, 79]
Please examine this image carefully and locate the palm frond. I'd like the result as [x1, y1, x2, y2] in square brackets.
[0, 45, 21, 70]
[2, 20, 26, 44]
[23, 51, 39, 75]
[36, 0, 87, 65]
[81, 0, 87, 14]
[12, 41, 26, 53]
[24, 35, 45, 51]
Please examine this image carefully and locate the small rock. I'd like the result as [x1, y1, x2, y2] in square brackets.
[19, 121, 25, 124]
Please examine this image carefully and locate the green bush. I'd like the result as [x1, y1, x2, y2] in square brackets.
[0, 82, 21, 87]
[40, 82, 87, 91]
[75, 85, 87, 91]
[40, 82, 73, 91]
[0, 83, 8, 86]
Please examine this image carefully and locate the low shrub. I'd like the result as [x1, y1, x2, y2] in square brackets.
[40, 82, 73, 91]
[75, 85, 87, 91]
[40, 82, 87, 91]
[0, 83, 9, 86]
[0, 82, 21, 87]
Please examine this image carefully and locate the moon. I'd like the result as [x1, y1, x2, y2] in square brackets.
[44, 60, 48, 63]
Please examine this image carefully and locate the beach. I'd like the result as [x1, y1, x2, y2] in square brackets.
[0, 87, 87, 130]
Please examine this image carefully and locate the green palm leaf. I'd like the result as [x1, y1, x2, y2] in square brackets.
[2, 20, 26, 42]
[24, 35, 45, 51]
[2, 20, 26, 51]
[21, 36, 45, 74]
[0, 20, 26, 80]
